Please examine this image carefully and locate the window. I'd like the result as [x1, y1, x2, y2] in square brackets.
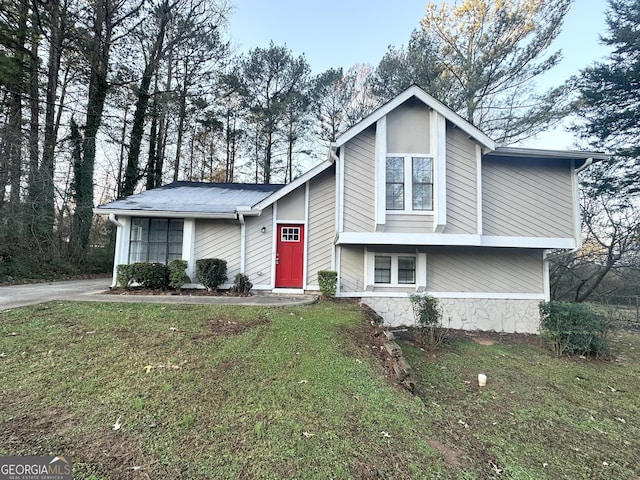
[386, 155, 433, 212]
[374, 254, 416, 285]
[129, 218, 183, 264]
[412, 157, 433, 210]
[374, 256, 392, 283]
[398, 256, 416, 284]
[281, 227, 300, 242]
[386, 157, 404, 210]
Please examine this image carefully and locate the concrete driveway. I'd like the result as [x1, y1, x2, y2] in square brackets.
[0, 278, 110, 311]
[0, 278, 317, 311]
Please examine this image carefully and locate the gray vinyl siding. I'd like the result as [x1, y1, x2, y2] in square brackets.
[482, 157, 574, 238]
[307, 167, 336, 286]
[339, 246, 364, 292]
[384, 214, 434, 232]
[445, 127, 477, 234]
[276, 185, 305, 221]
[386, 99, 431, 153]
[343, 126, 375, 232]
[195, 220, 241, 280]
[427, 247, 544, 293]
[245, 207, 273, 287]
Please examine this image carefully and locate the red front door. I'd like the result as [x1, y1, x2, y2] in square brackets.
[275, 224, 304, 288]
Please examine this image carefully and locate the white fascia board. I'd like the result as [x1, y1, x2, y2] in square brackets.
[490, 146, 609, 162]
[337, 232, 481, 246]
[337, 232, 576, 249]
[252, 160, 334, 211]
[334, 86, 495, 150]
[480, 236, 576, 249]
[93, 208, 237, 220]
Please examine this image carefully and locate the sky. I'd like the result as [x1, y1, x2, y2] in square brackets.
[228, 0, 613, 150]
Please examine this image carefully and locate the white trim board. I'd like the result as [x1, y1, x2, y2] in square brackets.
[336, 232, 576, 249]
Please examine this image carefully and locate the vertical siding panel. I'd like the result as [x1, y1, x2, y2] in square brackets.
[427, 247, 544, 293]
[482, 157, 574, 237]
[343, 127, 376, 232]
[307, 167, 336, 286]
[445, 128, 477, 234]
[195, 220, 241, 281]
[245, 207, 273, 287]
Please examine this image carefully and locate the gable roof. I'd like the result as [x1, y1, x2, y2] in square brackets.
[333, 85, 496, 151]
[95, 182, 282, 219]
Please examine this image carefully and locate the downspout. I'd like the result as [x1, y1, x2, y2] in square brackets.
[108, 213, 124, 228]
[238, 213, 246, 274]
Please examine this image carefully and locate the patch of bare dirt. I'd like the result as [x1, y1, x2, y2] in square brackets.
[190, 317, 270, 340]
[1, 409, 170, 479]
[427, 439, 471, 468]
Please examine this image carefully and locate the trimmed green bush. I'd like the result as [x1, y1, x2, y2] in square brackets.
[318, 270, 337, 297]
[117, 263, 169, 289]
[168, 259, 189, 290]
[195, 258, 227, 291]
[130, 262, 169, 290]
[116, 264, 133, 288]
[410, 293, 447, 347]
[539, 301, 611, 357]
[231, 273, 253, 295]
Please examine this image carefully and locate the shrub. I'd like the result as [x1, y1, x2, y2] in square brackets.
[318, 270, 337, 297]
[231, 273, 253, 295]
[130, 262, 169, 290]
[168, 259, 189, 290]
[410, 293, 448, 347]
[116, 264, 133, 288]
[195, 258, 227, 291]
[539, 301, 611, 357]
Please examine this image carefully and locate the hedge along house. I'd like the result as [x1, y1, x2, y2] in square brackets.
[95, 86, 607, 333]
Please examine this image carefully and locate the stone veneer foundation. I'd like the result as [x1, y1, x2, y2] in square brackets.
[363, 297, 541, 333]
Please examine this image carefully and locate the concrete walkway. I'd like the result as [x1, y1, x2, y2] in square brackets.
[0, 278, 318, 312]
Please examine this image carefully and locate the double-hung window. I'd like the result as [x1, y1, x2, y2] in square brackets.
[385, 155, 433, 212]
[129, 218, 183, 264]
[374, 254, 417, 285]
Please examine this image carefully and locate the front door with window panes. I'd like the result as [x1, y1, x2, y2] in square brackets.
[275, 224, 304, 288]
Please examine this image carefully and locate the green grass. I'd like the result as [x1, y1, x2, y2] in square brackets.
[1, 301, 639, 479]
[403, 331, 640, 479]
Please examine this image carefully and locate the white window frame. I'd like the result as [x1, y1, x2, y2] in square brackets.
[365, 250, 427, 289]
[385, 154, 434, 215]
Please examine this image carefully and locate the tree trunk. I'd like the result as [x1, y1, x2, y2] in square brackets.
[122, 0, 170, 197]
[72, 0, 112, 255]
[40, 0, 63, 240]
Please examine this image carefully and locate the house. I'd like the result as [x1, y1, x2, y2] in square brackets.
[95, 85, 607, 333]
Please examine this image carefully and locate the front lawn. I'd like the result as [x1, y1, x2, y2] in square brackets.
[0, 301, 638, 479]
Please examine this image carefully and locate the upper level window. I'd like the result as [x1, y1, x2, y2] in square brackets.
[386, 155, 433, 212]
[129, 218, 183, 264]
